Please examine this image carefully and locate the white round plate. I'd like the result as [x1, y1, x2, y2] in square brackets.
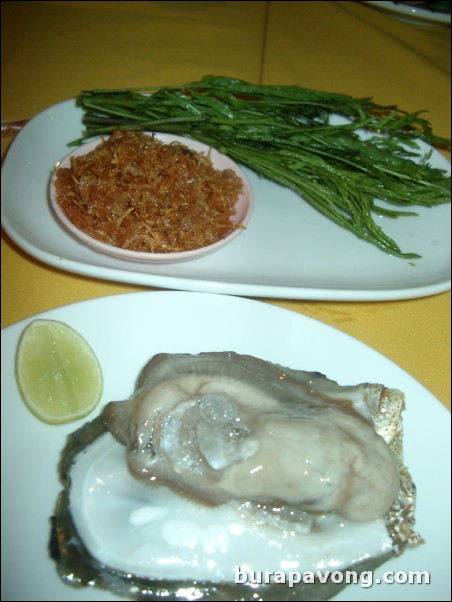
[49, 134, 253, 264]
[1, 291, 450, 601]
[362, 1, 451, 25]
[1, 100, 450, 300]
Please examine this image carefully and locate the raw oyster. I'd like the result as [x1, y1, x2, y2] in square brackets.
[50, 352, 422, 601]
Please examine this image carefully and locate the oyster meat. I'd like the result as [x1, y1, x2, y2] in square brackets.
[51, 352, 422, 601]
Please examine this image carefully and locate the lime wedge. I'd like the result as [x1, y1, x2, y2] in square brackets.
[15, 319, 103, 424]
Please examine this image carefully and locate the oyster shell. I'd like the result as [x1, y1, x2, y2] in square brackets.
[50, 352, 422, 601]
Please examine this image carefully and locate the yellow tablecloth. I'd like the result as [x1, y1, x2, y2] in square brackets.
[2, 1, 450, 408]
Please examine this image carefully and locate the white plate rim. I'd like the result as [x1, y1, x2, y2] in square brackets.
[1, 290, 451, 601]
[362, 1, 452, 24]
[1, 99, 450, 301]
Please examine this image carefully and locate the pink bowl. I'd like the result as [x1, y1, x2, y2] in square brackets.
[49, 133, 254, 264]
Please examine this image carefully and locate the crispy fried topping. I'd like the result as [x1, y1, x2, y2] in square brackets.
[54, 130, 243, 253]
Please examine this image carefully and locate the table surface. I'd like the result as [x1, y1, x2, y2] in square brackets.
[2, 0, 450, 409]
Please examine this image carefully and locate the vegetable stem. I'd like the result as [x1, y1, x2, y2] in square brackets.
[72, 76, 451, 258]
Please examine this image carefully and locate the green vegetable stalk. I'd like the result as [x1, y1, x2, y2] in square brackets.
[72, 75, 451, 258]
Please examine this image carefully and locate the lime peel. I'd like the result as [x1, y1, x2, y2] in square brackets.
[15, 319, 103, 424]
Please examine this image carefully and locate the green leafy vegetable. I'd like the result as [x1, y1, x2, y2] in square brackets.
[73, 75, 451, 258]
